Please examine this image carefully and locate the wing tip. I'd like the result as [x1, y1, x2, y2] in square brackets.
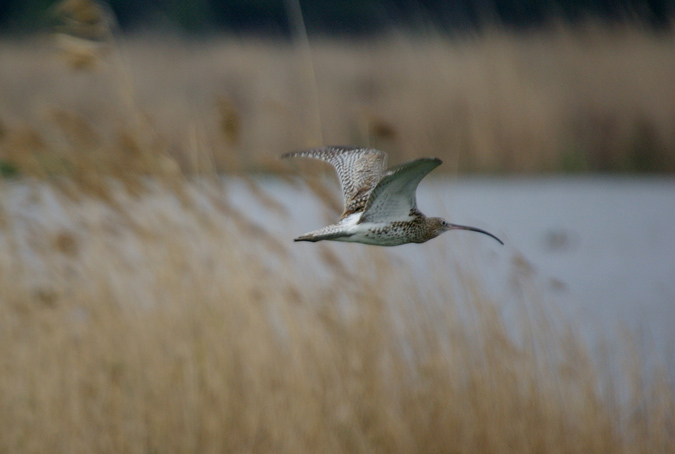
[421, 157, 443, 171]
[280, 151, 300, 160]
[424, 157, 442, 167]
[280, 145, 385, 160]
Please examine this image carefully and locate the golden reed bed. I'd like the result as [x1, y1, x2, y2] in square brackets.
[1, 19, 675, 178]
[0, 179, 672, 453]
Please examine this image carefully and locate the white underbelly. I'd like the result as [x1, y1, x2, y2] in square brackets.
[335, 219, 411, 246]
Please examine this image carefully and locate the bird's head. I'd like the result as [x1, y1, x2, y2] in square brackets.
[426, 217, 452, 239]
[427, 217, 503, 245]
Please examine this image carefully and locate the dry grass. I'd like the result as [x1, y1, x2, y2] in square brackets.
[0, 5, 673, 451]
[0, 178, 672, 453]
[1, 22, 675, 177]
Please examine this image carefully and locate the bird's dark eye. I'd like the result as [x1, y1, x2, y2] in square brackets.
[441, 220, 447, 226]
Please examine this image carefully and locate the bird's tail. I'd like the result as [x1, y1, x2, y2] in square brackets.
[293, 225, 350, 243]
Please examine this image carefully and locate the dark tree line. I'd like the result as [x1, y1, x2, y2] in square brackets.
[1, 0, 673, 35]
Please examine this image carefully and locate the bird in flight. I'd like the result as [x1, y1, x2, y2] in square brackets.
[281, 146, 503, 246]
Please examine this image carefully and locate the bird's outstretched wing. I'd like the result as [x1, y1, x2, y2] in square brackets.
[359, 157, 442, 223]
[282, 146, 387, 217]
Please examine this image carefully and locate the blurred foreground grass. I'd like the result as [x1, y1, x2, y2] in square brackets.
[0, 178, 673, 453]
[0, 4, 673, 451]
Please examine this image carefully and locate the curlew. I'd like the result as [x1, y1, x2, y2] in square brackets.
[281, 146, 503, 246]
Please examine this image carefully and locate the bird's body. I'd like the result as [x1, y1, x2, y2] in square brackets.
[282, 146, 503, 246]
[295, 212, 434, 246]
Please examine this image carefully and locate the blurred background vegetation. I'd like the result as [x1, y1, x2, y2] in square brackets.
[0, 0, 675, 176]
[1, 0, 675, 177]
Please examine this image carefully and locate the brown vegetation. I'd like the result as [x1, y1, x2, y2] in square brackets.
[1, 22, 675, 177]
[0, 178, 673, 453]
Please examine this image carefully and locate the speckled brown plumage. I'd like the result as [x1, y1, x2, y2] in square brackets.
[282, 146, 386, 218]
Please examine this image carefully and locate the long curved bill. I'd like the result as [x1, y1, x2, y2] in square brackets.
[449, 223, 504, 245]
